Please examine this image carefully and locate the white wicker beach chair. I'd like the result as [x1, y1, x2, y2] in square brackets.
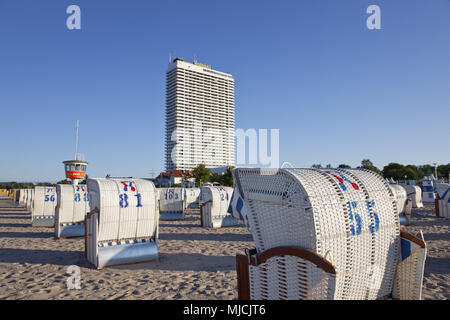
[400, 185, 423, 208]
[32, 187, 57, 227]
[200, 186, 237, 228]
[18, 189, 26, 206]
[184, 188, 201, 209]
[55, 184, 91, 238]
[434, 183, 450, 218]
[390, 184, 407, 215]
[422, 176, 436, 203]
[85, 178, 159, 269]
[25, 188, 33, 210]
[233, 168, 427, 300]
[158, 187, 185, 220]
[434, 183, 450, 200]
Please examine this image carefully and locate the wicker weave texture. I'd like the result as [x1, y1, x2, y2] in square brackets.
[233, 168, 401, 300]
[87, 178, 158, 243]
[392, 237, 426, 300]
[249, 255, 336, 300]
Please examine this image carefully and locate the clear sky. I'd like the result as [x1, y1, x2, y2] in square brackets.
[0, 0, 449, 182]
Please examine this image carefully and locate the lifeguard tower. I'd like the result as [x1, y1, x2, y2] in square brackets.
[63, 120, 87, 186]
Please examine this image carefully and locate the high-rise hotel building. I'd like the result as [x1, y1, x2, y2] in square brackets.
[165, 58, 235, 171]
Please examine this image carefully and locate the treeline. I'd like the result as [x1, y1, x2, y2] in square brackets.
[183, 165, 234, 187]
[312, 159, 450, 181]
[0, 175, 89, 190]
[0, 182, 36, 189]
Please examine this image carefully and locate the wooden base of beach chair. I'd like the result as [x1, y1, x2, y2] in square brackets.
[236, 246, 337, 300]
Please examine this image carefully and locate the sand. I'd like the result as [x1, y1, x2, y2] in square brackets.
[0, 197, 448, 300]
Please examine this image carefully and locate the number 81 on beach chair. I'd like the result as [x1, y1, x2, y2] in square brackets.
[233, 168, 427, 300]
[85, 178, 159, 269]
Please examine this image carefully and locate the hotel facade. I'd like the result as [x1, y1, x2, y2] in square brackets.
[165, 58, 235, 171]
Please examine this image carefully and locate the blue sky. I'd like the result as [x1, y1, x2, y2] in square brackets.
[0, 0, 449, 182]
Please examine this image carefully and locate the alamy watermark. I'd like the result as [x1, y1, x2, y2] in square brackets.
[66, 265, 81, 290]
[66, 5, 81, 30]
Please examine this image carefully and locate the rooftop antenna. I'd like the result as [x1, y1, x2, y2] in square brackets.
[194, 54, 197, 63]
[74, 120, 79, 160]
[169, 52, 172, 63]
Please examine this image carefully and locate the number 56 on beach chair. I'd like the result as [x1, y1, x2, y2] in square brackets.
[85, 178, 159, 269]
[233, 168, 427, 300]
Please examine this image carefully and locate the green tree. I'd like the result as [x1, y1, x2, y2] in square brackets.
[359, 159, 382, 176]
[311, 164, 322, 168]
[56, 179, 71, 185]
[221, 166, 234, 187]
[181, 171, 193, 185]
[338, 164, 351, 168]
[193, 164, 210, 187]
[382, 163, 405, 180]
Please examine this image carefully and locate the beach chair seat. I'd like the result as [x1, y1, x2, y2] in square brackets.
[233, 168, 427, 300]
[158, 187, 185, 220]
[55, 184, 91, 238]
[85, 178, 159, 269]
[32, 187, 56, 227]
[200, 186, 237, 228]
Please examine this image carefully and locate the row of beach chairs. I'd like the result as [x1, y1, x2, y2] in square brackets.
[10, 167, 432, 299]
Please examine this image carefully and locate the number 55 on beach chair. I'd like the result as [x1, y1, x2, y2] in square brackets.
[85, 178, 159, 269]
[233, 168, 426, 300]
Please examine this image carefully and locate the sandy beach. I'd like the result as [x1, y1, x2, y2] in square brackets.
[0, 197, 448, 300]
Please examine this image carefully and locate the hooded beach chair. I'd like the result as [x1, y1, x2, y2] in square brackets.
[25, 189, 33, 210]
[200, 186, 237, 228]
[85, 178, 159, 269]
[233, 168, 426, 300]
[184, 188, 201, 209]
[434, 183, 450, 218]
[158, 187, 185, 220]
[400, 185, 423, 208]
[32, 187, 57, 227]
[18, 189, 26, 206]
[55, 184, 91, 238]
[389, 184, 407, 215]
